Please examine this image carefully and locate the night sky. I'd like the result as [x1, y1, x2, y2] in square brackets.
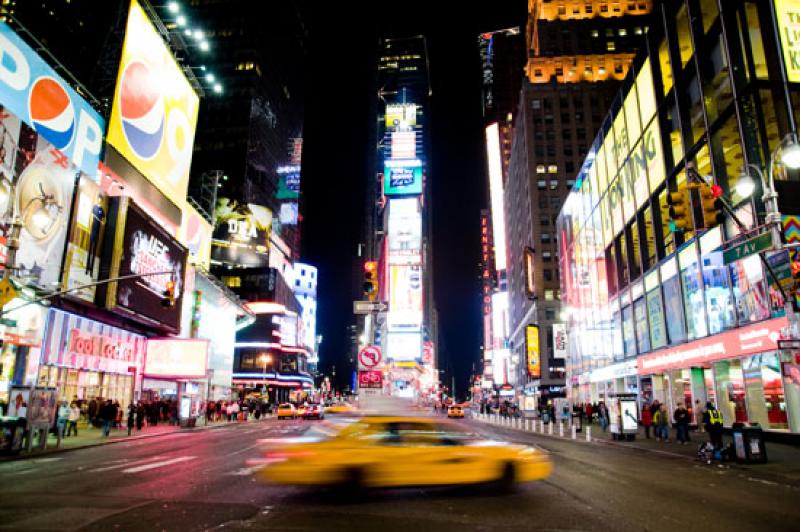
[301, 3, 526, 395]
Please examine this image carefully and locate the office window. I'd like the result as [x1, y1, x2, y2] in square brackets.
[536, 164, 546, 174]
[549, 180, 558, 190]
[544, 269, 553, 282]
[675, 4, 694, 68]
[607, 41, 616, 52]
[538, 180, 547, 190]
[543, 251, 552, 262]
[545, 309, 556, 320]
[541, 233, 552, 243]
[658, 38, 673, 95]
[540, 215, 551, 226]
[545, 289, 555, 301]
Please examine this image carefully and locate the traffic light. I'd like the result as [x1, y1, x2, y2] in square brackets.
[363, 260, 378, 301]
[665, 183, 691, 232]
[161, 279, 176, 308]
[700, 183, 725, 229]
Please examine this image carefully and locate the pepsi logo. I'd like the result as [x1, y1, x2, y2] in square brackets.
[185, 212, 201, 254]
[28, 77, 75, 150]
[119, 60, 164, 160]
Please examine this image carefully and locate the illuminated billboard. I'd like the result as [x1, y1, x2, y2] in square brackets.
[391, 131, 416, 159]
[388, 198, 421, 261]
[102, 198, 188, 332]
[211, 198, 272, 267]
[384, 161, 423, 196]
[0, 23, 105, 176]
[485, 123, 507, 271]
[386, 331, 422, 362]
[107, 0, 200, 207]
[387, 263, 423, 330]
[526, 324, 541, 378]
[62, 176, 108, 302]
[179, 202, 213, 271]
[144, 338, 209, 379]
[385, 104, 417, 129]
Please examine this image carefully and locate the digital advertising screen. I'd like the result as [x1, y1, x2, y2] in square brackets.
[211, 198, 272, 267]
[144, 338, 209, 379]
[62, 176, 108, 302]
[526, 324, 540, 378]
[103, 198, 187, 331]
[386, 331, 422, 362]
[387, 263, 423, 330]
[384, 162, 423, 196]
[106, 0, 200, 207]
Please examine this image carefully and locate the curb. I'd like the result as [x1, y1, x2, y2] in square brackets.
[0, 417, 273, 462]
[469, 415, 800, 488]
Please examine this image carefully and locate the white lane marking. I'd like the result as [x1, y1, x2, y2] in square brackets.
[88, 456, 165, 473]
[121, 455, 195, 473]
[226, 464, 264, 476]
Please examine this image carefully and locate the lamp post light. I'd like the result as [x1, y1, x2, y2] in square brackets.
[259, 353, 272, 400]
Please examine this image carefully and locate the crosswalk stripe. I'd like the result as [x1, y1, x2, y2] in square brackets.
[121, 456, 195, 473]
[87, 456, 164, 472]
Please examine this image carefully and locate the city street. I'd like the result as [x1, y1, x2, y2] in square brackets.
[1, 416, 798, 531]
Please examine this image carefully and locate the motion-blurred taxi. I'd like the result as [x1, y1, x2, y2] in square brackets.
[258, 416, 552, 490]
[276, 403, 297, 419]
[325, 402, 356, 415]
[447, 405, 464, 418]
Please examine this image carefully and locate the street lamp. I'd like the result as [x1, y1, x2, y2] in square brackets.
[735, 133, 800, 251]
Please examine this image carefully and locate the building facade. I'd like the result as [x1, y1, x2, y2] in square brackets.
[557, 0, 800, 434]
[504, 0, 652, 407]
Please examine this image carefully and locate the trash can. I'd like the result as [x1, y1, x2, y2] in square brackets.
[732, 422, 767, 464]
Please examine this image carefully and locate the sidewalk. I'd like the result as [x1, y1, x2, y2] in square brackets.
[1, 416, 272, 462]
[472, 413, 800, 486]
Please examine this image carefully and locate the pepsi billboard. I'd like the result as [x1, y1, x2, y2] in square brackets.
[107, 0, 199, 208]
[0, 23, 105, 176]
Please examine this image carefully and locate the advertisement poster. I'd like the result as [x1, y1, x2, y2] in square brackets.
[633, 297, 650, 354]
[104, 199, 187, 331]
[775, 0, 800, 83]
[106, 0, 199, 207]
[526, 324, 540, 378]
[144, 338, 208, 379]
[386, 331, 421, 362]
[388, 198, 421, 260]
[179, 203, 213, 271]
[622, 305, 636, 357]
[27, 387, 57, 425]
[553, 323, 568, 359]
[12, 140, 80, 291]
[211, 198, 272, 267]
[387, 263, 423, 330]
[385, 104, 417, 129]
[62, 176, 108, 302]
[7, 387, 30, 417]
[0, 23, 105, 176]
[662, 271, 687, 345]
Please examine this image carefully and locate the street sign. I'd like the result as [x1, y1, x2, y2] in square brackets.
[723, 232, 773, 264]
[353, 300, 388, 314]
[358, 346, 382, 369]
[0, 277, 17, 308]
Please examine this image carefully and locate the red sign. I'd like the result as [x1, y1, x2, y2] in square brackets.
[359, 370, 383, 389]
[637, 317, 788, 374]
[423, 341, 434, 365]
[358, 346, 382, 368]
[68, 329, 137, 362]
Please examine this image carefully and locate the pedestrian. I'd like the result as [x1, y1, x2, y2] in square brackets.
[114, 401, 122, 429]
[66, 402, 80, 437]
[226, 402, 233, 421]
[693, 399, 705, 433]
[99, 400, 113, 437]
[127, 403, 136, 436]
[56, 401, 70, 440]
[703, 401, 724, 449]
[641, 403, 653, 439]
[88, 397, 98, 428]
[598, 402, 609, 432]
[654, 403, 669, 442]
[136, 402, 145, 431]
[585, 403, 593, 425]
[674, 401, 690, 444]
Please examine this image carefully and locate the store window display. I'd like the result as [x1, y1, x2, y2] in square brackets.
[714, 360, 748, 425]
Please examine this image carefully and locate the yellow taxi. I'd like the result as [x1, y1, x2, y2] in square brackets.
[258, 416, 552, 490]
[325, 402, 356, 415]
[276, 403, 297, 419]
[447, 405, 465, 418]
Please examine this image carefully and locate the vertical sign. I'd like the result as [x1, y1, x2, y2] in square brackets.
[526, 324, 541, 378]
[775, 0, 800, 83]
[553, 323, 567, 359]
[480, 211, 494, 354]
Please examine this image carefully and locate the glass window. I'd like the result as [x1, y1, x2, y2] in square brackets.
[729, 254, 770, 325]
[658, 39, 673, 95]
[606, 244, 619, 296]
[622, 305, 636, 358]
[656, 188, 676, 257]
[675, 4, 694, 68]
[700, 228, 736, 335]
[646, 272, 668, 350]
[743, 2, 768, 80]
[665, 100, 684, 171]
[687, 75, 705, 146]
[699, 0, 719, 34]
[679, 243, 707, 340]
[709, 114, 747, 205]
[661, 257, 687, 344]
[612, 309, 624, 362]
[714, 359, 748, 426]
[617, 233, 629, 287]
[743, 353, 789, 430]
[641, 206, 657, 269]
[629, 221, 642, 280]
[633, 296, 650, 354]
[702, 34, 733, 125]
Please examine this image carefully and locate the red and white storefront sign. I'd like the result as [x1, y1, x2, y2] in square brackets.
[41, 308, 146, 374]
[637, 316, 788, 375]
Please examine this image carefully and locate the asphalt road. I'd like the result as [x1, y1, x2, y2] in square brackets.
[0, 416, 798, 531]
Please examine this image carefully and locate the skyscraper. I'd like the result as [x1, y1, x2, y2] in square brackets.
[357, 35, 438, 398]
[504, 0, 653, 405]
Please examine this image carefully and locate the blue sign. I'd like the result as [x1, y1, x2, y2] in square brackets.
[0, 23, 105, 175]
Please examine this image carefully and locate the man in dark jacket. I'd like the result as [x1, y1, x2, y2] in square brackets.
[673, 402, 690, 444]
[100, 400, 116, 437]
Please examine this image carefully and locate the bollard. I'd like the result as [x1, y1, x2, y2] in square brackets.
[585, 425, 592, 442]
[548, 421, 553, 435]
[571, 425, 577, 440]
[559, 422, 564, 437]
[516, 418, 520, 429]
